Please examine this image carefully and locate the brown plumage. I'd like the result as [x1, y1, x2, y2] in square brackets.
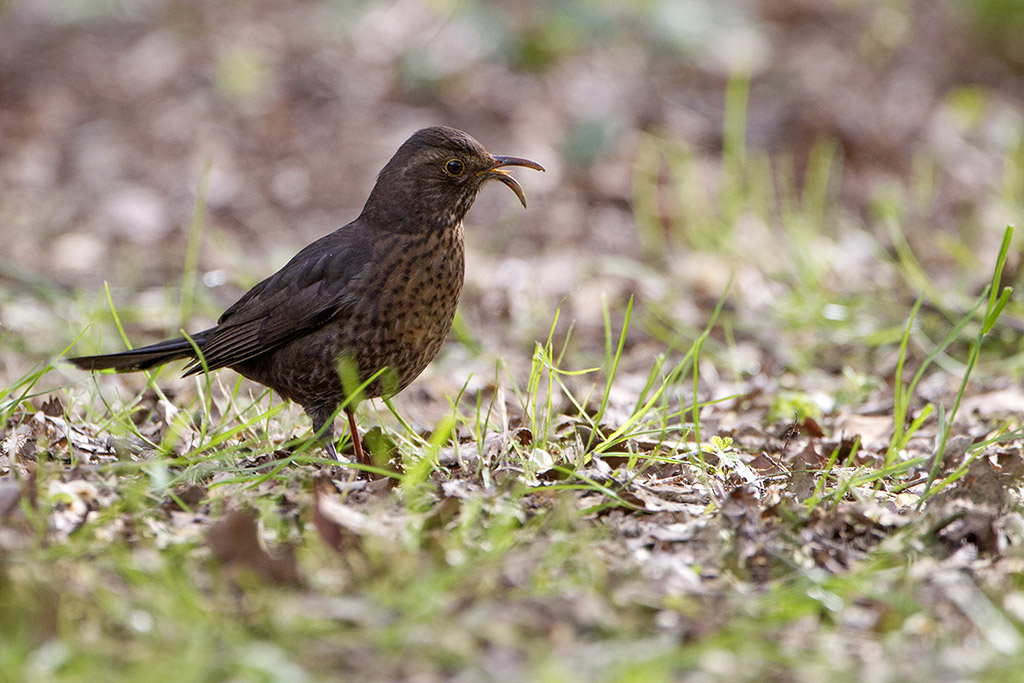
[68, 127, 544, 463]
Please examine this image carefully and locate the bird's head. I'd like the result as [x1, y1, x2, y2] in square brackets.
[361, 126, 545, 232]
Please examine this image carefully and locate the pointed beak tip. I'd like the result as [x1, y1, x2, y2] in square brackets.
[481, 155, 544, 208]
[491, 155, 546, 173]
[494, 173, 528, 209]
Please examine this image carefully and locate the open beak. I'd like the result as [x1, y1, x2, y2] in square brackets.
[479, 155, 546, 208]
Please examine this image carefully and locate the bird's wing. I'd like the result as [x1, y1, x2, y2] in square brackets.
[182, 222, 375, 375]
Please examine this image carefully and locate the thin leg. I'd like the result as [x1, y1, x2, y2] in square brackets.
[308, 405, 341, 462]
[345, 407, 368, 465]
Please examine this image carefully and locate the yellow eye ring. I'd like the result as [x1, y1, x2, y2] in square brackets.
[444, 158, 465, 176]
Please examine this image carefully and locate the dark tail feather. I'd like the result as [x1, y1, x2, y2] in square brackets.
[68, 333, 209, 373]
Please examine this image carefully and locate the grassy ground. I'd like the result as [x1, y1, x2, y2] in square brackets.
[5, 2, 1024, 681]
[5, 114, 1024, 681]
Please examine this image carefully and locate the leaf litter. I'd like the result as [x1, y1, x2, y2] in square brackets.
[3, 0, 1024, 679]
[5, 341, 1024, 678]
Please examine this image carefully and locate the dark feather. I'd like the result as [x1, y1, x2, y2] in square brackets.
[67, 333, 210, 372]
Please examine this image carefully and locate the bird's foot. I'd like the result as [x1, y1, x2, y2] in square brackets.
[324, 439, 340, 462]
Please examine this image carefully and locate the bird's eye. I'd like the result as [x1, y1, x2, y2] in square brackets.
[444, 158, 465, 176]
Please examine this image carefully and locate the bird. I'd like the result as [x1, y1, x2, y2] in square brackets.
[68, 126, 544, 465]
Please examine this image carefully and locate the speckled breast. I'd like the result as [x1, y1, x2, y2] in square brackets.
[347, 224, 466, 398]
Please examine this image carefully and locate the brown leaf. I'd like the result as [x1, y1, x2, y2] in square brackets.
[800, 417, 826, 438]
[789, 442, 824, 501]
[720, 486, 759, 522]
[39, 396, 64, 417]
[599, 453, 632, 470]
[313, 477, 365, 554]
[207, 508, 300, 585]
[749, 453, 786, 476]
[934, 457, 1012, 511]
[791, 441, 826, 468]
[934, 506, 999, 555]
[960, 388, 1024, 419]
[162, 483, 207, 513]
[834, 414, 894, 450]
[512, 427, 534, 447]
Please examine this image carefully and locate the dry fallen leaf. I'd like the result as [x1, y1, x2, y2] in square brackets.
[207, 508, 300, 585]
[834, 413, 895, 451]
[39, 395, 64, 417]
[313, 477, 366, 554]
[960, 388, 1024, 420]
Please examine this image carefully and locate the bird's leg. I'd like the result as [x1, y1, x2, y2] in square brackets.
[309, 406, 341, 462]
[345, 407, 368, 465]
[323, 437, 339, 462]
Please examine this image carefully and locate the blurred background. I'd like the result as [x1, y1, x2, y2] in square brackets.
[2, 0, 1023, 413]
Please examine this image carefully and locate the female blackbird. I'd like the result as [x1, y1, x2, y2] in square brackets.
[69, 126, 544, 463]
